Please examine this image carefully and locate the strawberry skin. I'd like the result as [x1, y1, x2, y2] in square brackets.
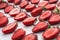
[39, 10, 52, 21]
[23, 17, 36, 26]
[48, 14, 60, 25]
[31, 7, 42, 17]
[2, 22, 17, 34]
[22, 34, 37, 40]
[31, 0, 39, 4]
[32, 22, 48, 33]
[12, 28, 26, 40]
[14, 12, 27, 21]
[43, 28, 59, 39]
[25, 4, 36, 11]
[49, 0, 58, 3]
[56, 36, 60, 40]
[8, 0, 14, 3]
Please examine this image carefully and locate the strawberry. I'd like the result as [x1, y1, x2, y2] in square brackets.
[14, 12, 27, 21]
[31, 7, 42, 17]
[12, 28, 26, 40]
[2, 22, 17, 34]
[14, 0, 21, 5]
[43, 28, 59, 39]
[56, 36, 60, 40]
[22, 34, 37, 40]
[23, 17, 36, 26]
[20, 1, 28, 8]
[48, 14, 60, 25]
[25, 4, 36, 11]
[0, 16, 8, 27]
[32, 22, 48, 33]
[4, 5, 14, 13]
[0, 2, 8, 9]
[0, 0, 2, 3]
[57, 2, 60, 6]
[45, 4, 56, 10]
[49, 0, 58, 3]
[8, 0, 14, 3]
[39, 10, 52, 21]
[9, 8, 20, 16]
[38, 1, 48, 7]
[31, 0, 39, 4]
[0, 12, 5, 17]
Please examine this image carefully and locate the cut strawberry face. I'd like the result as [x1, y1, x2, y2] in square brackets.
[22, 34, 37, 40]
[56, 36, 60, 40]
[2, 22, 17, 34]
[32, 22, 48, 33]
[45, 4, 56, 10]
[31, 0, 39, 4]
[43, 28, 59, 39]
[48, 14, 60, 25]
[14, 12, 27, 21]
[12, 28, 26, 40]
[9, 8, 20, 16]
[49, 0, 58, 3]
[25, 4, 36, 11]
[38, 1, 48, 7]
[14, 0, 21, 5]
[39, 10, 52, 21]
[0, 16, 8, 27]
[4, 5, 14, 13]
[31, 7, 42, 17]
[8, 0, 14, 3]
[20, 1, 28, 8]
[23, 17, 36, 26]
[0, 2, 8, 9]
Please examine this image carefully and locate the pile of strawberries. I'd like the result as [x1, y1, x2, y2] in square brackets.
[1, 0, 60, 40]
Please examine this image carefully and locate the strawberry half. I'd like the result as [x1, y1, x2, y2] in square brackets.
[38, 1, 48, 7]
[56, 36, 60, 40]
[22, 34, 37, 40]
[14, 0, 21, 5]
[32, 22, 48, 33]
[12, 28, 26, 40]
[25, 4, 36, 11]
[4, 5, 14, 13]
[45, 4, 56, 10]
[48, 14, 60, 25]
[9, 8, 20, 16]
[43, 28, 59, 39]
[49, 0, 58, 3]
[31, 0, 39, 4]
[23, 17, 36, 26]
[20, 1, 28, 8]
[14, 12, 27, 21]
[31, 7, 42, 17]
[0, 2, 8, 9]
[39, 10, 52, 21]
[2, 22, 17, 34]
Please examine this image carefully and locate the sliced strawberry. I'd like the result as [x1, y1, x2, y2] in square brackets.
[56, 36, 60, 40]
[4, 5, 14, 13]
[22, 34, 37, 40]
[0, 2, 8, 9]
[0, 16, 8, 27]
[31, 0, 39, 4]
[8, 0, 14, 3]
[38, 1, 48, 7]
[39, 10, 52, 21]
[43, 28, 59, 39]
[2, 22, 17, 34]
[48, 14, 60, 25]
[23, 17, 36, 26]
[9, 8, 20, 16]
[20, 1, 28, 8]
[49, 0, 58, 3]
[0, 12, 5, 17]
[45, 4, 56, 10]
[57, 2, 60, 6]
[14, 0, 21, 5]
[32, 22, 48, 33]
[12, 28, 26, 40]
[25, 4, 36, 11]
[14, 12, 27, 21]
[31, 7, 42, 17]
